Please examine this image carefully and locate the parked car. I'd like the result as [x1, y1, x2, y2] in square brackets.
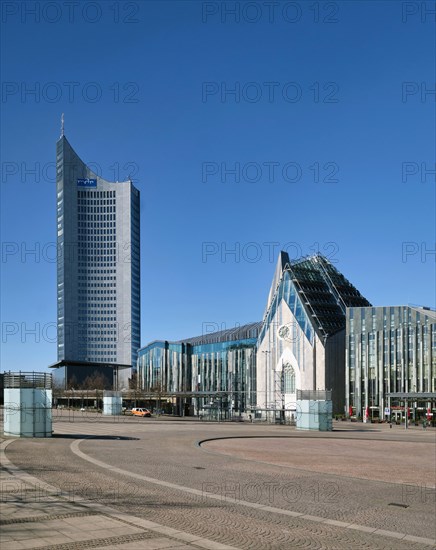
[131, 407, 151, 417]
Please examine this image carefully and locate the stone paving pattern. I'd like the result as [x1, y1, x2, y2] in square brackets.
[1, 416, 435, 549]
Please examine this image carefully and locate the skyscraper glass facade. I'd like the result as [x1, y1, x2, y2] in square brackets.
[55, 135, 140, 388]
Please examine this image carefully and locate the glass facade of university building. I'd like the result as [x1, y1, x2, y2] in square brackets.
[52, 133, 140, 390]
[346, 306, 436, 420]
[138, 252, 434, 422]
[137, 323, 260, 415]
[257, 252, 371, 417]
[137, 253, 371, 418]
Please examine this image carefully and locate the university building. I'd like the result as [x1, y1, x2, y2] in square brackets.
[346, 306, 436, 421]
[50, 129, 140, 390]
[256, 252, 371, 418]
[137, 253, 371, 417]
[137, 323, 260, 417]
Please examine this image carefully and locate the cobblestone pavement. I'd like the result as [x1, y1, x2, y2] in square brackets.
[1, 417, 435, 549]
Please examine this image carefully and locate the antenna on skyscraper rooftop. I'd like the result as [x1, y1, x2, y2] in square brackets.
[60, 113, 64, 137]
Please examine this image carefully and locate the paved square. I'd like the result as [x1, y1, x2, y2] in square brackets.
[1, 417, 435, 549]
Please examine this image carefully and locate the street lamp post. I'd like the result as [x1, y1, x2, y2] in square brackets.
[262, 351, 270, 422]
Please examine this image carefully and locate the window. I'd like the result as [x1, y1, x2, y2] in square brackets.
[282, 363, 296, 393]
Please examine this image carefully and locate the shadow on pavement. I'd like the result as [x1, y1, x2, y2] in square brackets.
[52, 434, 139, 440]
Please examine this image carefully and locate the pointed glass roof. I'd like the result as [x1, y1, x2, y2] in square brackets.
[261, 252, 371, 340]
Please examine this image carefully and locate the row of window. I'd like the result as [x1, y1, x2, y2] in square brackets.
[78, 351, 117, 357]
[78, 222, 116, 228]
[77, 275, 117, 287]
[78, 198, 115, 205]
[78, 235, 116, 241]
[78, 317, 117, 322]
[78, 267, 117, 273]
[76, 237, 114, 249]
[78, 214, 116, 221]
[78, 226, 116, 234]
[78, 259, 117, 264]
[78, 331, 118, 336]
[78, 206, 116, 214]
[77, 190, 116, 198]
[349, 307, 431, 324]
[78, 343, 118, 349]
[78, 299, 116, 304]
[78, 309, 116, 315]
[78, 289, 116, 294]
[77, 337, 118, 342]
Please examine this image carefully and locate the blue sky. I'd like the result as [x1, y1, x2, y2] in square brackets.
[1, 1, 435, 372]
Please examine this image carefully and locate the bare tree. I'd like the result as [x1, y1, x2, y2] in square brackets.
[151, 382, 164, 414]
[129, 371, 138, 390]
[67, 375, 78, 390]
[82, 371, 110, 390]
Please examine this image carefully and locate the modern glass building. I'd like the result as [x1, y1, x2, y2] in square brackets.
[346, 306, 436, 421]
[137, 323, 260, 416]
[138, 252, 371, 418]
[52, 129, 140, 389]
[257, 252, 371, 417]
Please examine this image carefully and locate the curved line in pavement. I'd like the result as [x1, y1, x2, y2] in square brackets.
[70, 439, 435, 548]
[0, 438, 239, 550]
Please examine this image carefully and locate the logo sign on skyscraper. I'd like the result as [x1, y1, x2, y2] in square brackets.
[77, 178, 97, 188]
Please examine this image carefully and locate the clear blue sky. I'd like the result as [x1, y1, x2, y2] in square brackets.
[1, 1, 435, 372]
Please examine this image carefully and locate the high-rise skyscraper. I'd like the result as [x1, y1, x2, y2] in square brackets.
[53, 126, 140, 389]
